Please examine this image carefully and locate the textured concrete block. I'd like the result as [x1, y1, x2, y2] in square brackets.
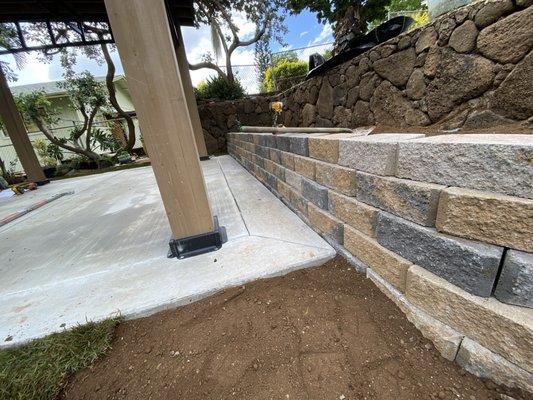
[456, 338, 533, 393]
[264, 159, 285, 180]
[494, 250, 533, 308]
[308, 133, 360, 164]
[338, 134, 425, 175]
[345, 226, 411, 291]
[252, 154, 265, 169]
[277, 180, 292, 202]
[406, 265, 533, 373]
[302, 178, 329, 209]
[255, 145, 269, 159]
[285, 168, 302, 192]
[357, 172, 444, 226]
[367, 269, 463, 361]
[269, 148, 281, 164]
[288, 134, 310, 156]
[294, 155, 317, 180]
[264, 171, 278, 191]
[377, 212, 503, 297]
[396, 134, 533, 199]
[316, 161, 357, 196]
[308, 204, 344, 243]
[328, 191, 379, 237]
[275, 134, 291, 152]
[253, 133, 274, 147]
[280, 151, 295, 170]
[436, 187, 533, 252]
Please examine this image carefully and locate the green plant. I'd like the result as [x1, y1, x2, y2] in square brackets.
[261, 57, 308, 92]
[195, 75, 245, 100]
[33, 138, 64, 167]
[0, 318, 119, 400]
[91, 128, 123, 153]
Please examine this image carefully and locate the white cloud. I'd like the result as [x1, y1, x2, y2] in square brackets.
[311, 23, 333, 45]
[299, 31, 309, 37]
[1, 52, 51, 87]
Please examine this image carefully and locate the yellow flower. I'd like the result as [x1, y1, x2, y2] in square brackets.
[271, 102, 283, 114]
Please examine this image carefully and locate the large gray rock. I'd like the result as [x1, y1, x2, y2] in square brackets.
[415, 26, 438, 53]
[448, 20, 478, 53]
[356, 172, 444, 227]
[474, 0, 513, 27]
[358, 72, 381, 101]
[494, 250, 533, 308]
[371, 81, 430, 126]
[491, 51, 533, 120]
[316, 80, 334, 119]
[396, 134, 533, 199]
[302, 103, 316, 127]
[456, 338, 533, 393]
[373, 48, 416, 87]
[301, 178, 329, 209]
[376, 212, 503, 297]
[425, 49, 494, 121]
[406, 69, 426, 100]
[477, 6, 533, 64]
[338, 133, 425, 176]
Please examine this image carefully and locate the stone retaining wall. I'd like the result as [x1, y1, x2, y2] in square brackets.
[227, 131, 533, 392]
[199, 1, 532, 154]
[278, 0, 532, 130]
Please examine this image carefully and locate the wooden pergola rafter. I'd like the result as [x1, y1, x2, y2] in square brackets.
[0, 0, 223, 259]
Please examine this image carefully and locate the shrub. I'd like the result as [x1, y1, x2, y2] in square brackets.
[195, 76, 245, 100]
[33, 139, 64, 167]
[261, 57, 308, 93]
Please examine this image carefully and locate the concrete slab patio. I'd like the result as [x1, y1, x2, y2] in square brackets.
[0, 155, 335, 348]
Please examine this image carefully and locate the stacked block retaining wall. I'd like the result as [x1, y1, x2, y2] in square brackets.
[228, 131, 533, 393]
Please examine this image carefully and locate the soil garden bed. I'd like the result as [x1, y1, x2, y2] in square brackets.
[59, 257, 529, 400]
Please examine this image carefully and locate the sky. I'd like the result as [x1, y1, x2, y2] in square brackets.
[0, 10, 333, 94]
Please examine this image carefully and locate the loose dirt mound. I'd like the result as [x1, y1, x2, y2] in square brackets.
[61, 257, 530, 400]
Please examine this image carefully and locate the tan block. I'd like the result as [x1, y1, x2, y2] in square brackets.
[277, 180, 292, 202]
[264, 159, 284, 179]
[436, 187, 533, 252]
[294, 155, 316, 180]
[269, 148, 281, 164]
[328, 191, 378, 237]
[344, 225, 411, 292]
[367, 269, 463, 361]
[406, 265, 533, 373]
[280, 151, 295, 170]
[315, 161, 356, 196]
[308, 136, 339, 164]
[308, 203, 344, 243]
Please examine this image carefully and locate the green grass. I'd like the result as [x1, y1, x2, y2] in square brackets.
[0, 318, 120, 400]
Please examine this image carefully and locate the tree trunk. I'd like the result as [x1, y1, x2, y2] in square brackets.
[99, 40, 137, 153]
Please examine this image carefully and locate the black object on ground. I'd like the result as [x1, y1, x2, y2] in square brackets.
[168, 216, 227, 259]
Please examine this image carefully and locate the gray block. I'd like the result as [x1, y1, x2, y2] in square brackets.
[284, 168, 302, 192]
[288, 134, 309, 156]
[356, 172, 444, 226]
[264, 171, 278, 191]
[376, 212, 503, 297]
[263, 134, 277, 148]
[338, 134, 425, 176]
[275, 135, 291, 152]
[302, 178, 329, 209]
[255, 145, 269, 159]
[396, 134, 533, 199]
[252, 154, 265, 169]
[494, 250, 533, 308]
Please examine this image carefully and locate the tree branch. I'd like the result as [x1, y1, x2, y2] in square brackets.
[188, 61, 227, 80]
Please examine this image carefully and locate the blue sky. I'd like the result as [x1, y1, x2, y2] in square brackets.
[0, 10, 333, 93]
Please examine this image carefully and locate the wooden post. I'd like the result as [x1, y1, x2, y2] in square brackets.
[0, 67, 46, 183]
[104, 0, 214, 239]
[175, 27, 208, 158]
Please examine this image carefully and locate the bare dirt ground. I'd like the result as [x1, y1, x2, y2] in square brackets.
[61, 257, 530, 400]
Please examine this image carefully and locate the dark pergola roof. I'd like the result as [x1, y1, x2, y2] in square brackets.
[0, 0, 195, 26]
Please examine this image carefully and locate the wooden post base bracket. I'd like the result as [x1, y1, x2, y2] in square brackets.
[168, 216, 227, 259]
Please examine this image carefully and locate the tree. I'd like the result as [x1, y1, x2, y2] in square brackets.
[285, 0, 392, 37]
[15, 72, 111, 164]
[254, 36, 272, 89]
[188, 0, 287, 84]
[261, 56, 307, 92]
[0, 22, 138, 153]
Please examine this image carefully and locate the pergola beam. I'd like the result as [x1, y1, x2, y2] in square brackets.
[104, 0, 222, 257]
[0, 67, 46, 183]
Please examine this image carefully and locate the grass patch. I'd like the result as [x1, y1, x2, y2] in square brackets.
[0, 318, 120, 400]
